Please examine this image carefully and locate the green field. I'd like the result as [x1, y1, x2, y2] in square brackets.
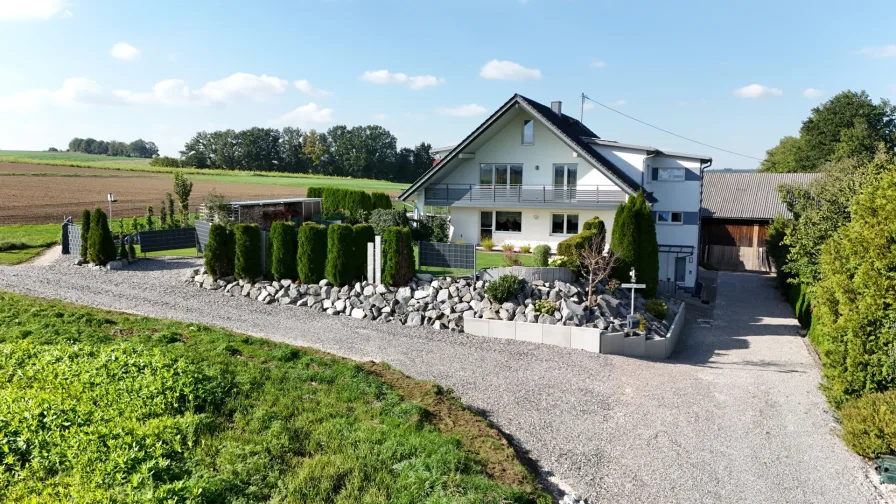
[0, 292, 548, 502]
[0, 150, 409, 192]
[0, 224, 61, 265]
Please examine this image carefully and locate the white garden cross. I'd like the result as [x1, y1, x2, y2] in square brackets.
[621, 267, 646, 317]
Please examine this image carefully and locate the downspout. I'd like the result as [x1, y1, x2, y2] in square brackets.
[696, 159, 713, 278]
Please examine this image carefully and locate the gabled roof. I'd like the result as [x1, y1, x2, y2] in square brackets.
[701, 171, 820, 220]
[398, 94, 655, 202]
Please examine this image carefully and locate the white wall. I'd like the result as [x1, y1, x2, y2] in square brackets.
[646, 156, 702, 212]
[588, 145, 646, 185]
[448, 207, 616, 251]
[439, 113, 616, 188]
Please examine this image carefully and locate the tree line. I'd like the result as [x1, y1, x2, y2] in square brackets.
[67, 137, 160, 158]
[178, 125, 435, 182]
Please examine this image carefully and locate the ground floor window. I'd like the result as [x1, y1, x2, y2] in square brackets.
[495, 211, 522, 232]
[656, 211, 683, 224]
[551, 213, 579, 235]
[480, 211, 493, 240]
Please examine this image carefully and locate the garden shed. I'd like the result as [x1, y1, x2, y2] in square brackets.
[228, 197, 322, 230]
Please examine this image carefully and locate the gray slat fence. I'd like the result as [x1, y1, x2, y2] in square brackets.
[137, 227, 198, 255]
[65, 221, 82, 257]
[418, 242, 476, 273]
[195, 221, 211, 253]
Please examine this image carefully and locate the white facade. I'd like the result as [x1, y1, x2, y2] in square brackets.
[401, 95, 710, 289]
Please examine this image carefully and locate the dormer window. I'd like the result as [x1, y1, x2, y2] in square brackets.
[522, 120, 534, 145]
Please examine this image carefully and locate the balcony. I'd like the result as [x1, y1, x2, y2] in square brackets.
[423, 184, 627, 209]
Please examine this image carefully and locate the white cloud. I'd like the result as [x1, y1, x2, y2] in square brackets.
[609, 99, 626, 107]
[436, 104, 487, 117]
[109, 42, 140, 61]
[271, 103, 334, 127]
[372, 113, 389, 120]
[0, 68, 24, 81]
[582, 102, 594, 110]
[590, 59, 606, 69]
[0, 0, 70, 20]
[0, 77, 110, 110]
[479, 59, 541, 81]
[360, 70, 444, 90]
[855, 45, 896, 58]
[199, 72, 288, 103]
[803, 88, 824, 99]
[294, 79, 332, 97]
[733, 84, 783, 98]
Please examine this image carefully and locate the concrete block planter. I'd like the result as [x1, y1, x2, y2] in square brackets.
[542, 324, 571, 348]
[489, 320, 516, 340]
[644, 337, 666, 360]
[623, 333, 646, 357]
[570, 327, 601, 352]
[515, 322, 543, 343]
[600, 331, 625, 355]
[464, 317, 489, 338]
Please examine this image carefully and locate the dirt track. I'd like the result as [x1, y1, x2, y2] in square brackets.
[0, 163, 310, 224]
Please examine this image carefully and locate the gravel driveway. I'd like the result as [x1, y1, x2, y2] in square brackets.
[0, 259, 889, 503]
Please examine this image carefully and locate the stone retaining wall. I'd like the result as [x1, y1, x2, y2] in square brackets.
[479, 266, 576, 283]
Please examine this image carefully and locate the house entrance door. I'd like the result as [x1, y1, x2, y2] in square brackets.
[675, 256, 687, 284]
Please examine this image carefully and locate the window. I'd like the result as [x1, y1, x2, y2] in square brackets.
[522, 120, 534, 145]
[495, 211, 522, 232]
[480, 165, 493, 184]
[657, 167, 686, 181]
[656, 211, 683, 224]
[551, 213, 579, 235]
[480, 164, 524, 186]
[553, 164, 577, 187]
[480, 211, 493, 240]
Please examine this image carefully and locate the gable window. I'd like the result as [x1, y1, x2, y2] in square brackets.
[480, 164, 523, 186]
[657, 167, 686, 181]
[522, 120, 534, 145]
[551, 213, 579, 235]
[656, 211, 683, 224]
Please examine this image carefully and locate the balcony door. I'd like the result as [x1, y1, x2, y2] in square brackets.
[553, 164, 577, 201]
[480, 163, 523, 201]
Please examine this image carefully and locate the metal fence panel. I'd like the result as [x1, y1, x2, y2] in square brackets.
[479, 266, 576, 283]
[66, 222, 82, 257]
[418, 242, 476, 271]
[195, 221, 211, 253]
[138, 227, 197, 254]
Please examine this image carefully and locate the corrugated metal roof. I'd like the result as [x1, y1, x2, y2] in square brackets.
[228, 197, 321, 206]
[701, 171, 820, 220]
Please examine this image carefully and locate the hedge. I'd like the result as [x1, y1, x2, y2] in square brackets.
[233, 224, 262, 281]
[297, 223, 327, 285]
[321, 187, 373, 216]
[557, 229, 598, 259]
[609, 191, 658, 297]
[325, 224, 354, 286]
[581, 216, 606, 237]
[87, 208, 116, 266]
[382, 227, 415, 286]
[532, 244, 551, 267]
[353, 224, 375, 281]
[370, 208, 409, 236]
[306, 186, 324, 199]
[413, 215, 449, 243]
[371, 191, 392, 210]
[788, 282, 812, 329]
[840, 390, 896, 457]
[79, 209, 91, 260]
[204, 223, 234, 280]
[270, 222, 298, 281]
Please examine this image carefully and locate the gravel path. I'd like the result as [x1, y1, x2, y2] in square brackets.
[0, 259, 889, 503]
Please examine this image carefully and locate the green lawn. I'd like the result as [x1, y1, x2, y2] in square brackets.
[0, 150, 408, 192]
[0, 292, 548, 503]
[0, 224, 61, 265]
[416, 249, 536, 277]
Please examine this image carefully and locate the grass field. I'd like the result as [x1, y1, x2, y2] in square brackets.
[0, 291, 548, 502]
[0, 224, 61, 265]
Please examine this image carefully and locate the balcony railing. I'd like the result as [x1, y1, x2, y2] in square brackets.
[424, 184, 627, 208]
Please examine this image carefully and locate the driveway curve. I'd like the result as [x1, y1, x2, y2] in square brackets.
[0, 260, 888, 503]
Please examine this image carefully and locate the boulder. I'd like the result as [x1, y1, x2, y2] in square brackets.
[334, 299, 346, 312]
[322, 299, 333, 309]
[454, 302, 470, 313]
[436, 289, 450, 302]
[370, 294, 387, 308]
[432, 320, 444, 330]
[396, 287, 413, 304]
[319, 279, 331, 286]
[539, 314, 557, 325]
[413, 289, 430, 300]
[363, 285, 376, 297]
[350, 308, 366, 319]
[416, 273, 434, 282]
[598, 295, 621, 317]
[376, 284, 390, 294]
[406, 312, 423, 327]
[280, 279, 293, 288]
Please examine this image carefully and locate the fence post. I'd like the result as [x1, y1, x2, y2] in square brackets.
[374, 235, 382, 285]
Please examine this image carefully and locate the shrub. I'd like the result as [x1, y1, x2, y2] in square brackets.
[839, 390, 896, 457]
[582, 216, 606, 235]
[480, 236, 494, 251]
[369, 208, 409, 236]
[766, 214, 793, 292]
[792, 283, 812, 329]
[87, 208, 115, 265]
[557, 229, 597, 259]
[638, 314, 647, 332]
[306, 186, 324, 199]
[534, 299, 556, 316]
[269, 222, 298, 281]
[519, 244, 532, 254]
[233, 224, 262, 280]
[607, 279, 621, 293]
[501, 242, 514, 252]
[485, 274, 524, 304]
[325, 224, 354, 286]
[414, 215, 450, 243]
[117, 234, 128, 261]
[549, 256, 575, 268]
[644, 299, 668, 320]
[79, 209, 91, 260]
[503, 249, 521, 266]
[382, 226, 415, 286]
[145, 205, 155, 230]
[149, 155, 182, 167]
[532, 244, 550, 267]
[297, 223, 327, 284]
[353, 224, 375, 281]
[321, 187, 373, 216]
[609, 191, 658, 297]
[127, 235, 136, 262]
[371, 191, 392, 210]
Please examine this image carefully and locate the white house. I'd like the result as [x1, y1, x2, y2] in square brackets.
[398, 94, 711, 289]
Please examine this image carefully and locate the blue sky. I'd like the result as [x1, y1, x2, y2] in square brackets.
[0, 0, 894, 170]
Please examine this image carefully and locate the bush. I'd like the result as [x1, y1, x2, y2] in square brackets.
[382, 227, 415, 286]
[269, 222, 297, 281]
[325, 224, 354, 286]
[519, 244, 531, 254]
[501, 242, 514, 252]
[321, 187, 373, 216]
[839, 390, 896, 457]
[87, 208, 116, 265]
[481, 236, 494, 251]
[371, 191, 392, 210]
[485, 274, 524, 304]
[609, 192, 658, 297]
[297, 223, 327, 284]
[644, 299, 668, 320]
[149, 155, 182, 168]
[791, 283, 812, 329]
[117, 234, 128, 262]
[582, 216, 606, 236]
[127, 235, 136, 262]
[233, 224, 262, 280]
[503, 249, 521, 266]
[369, 208, 409, 236]
[414, 215, 449, 243]
[606, 279, 620, 293]
[79, 209, 91, 260]
[532, 244, 551, 267]
[766, 215, 793, 292]
[534, 299, 556, 316]
[557, 229, 597, 259]
[306, 186, 324, 199]
[353, 224, 375, 281]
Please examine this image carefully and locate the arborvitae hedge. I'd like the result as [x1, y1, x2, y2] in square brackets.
[321, 188, 373, 216]
[352, 224, 375, 281]
[369, 208, 409, 236]
[233, 224, 262, 281]
[118, 234, 128, 261]
[610, 201, 636, 281]
[532, 244, 551, 267]
[632, 192, 659, 298]
[204, 223, 234, 280]
[297, 223, 327, 284]
[382, 227, 415, 286]
[370, 191, 392, 210]
[79, 209, 91, 260]
[306, 187, 324, 199]
[270, 222, 298, 281]
[87, 208, 116, 266]
[325, 224, 354, 286]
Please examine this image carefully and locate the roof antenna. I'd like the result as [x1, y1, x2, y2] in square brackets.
[580, 92, 587, 122]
